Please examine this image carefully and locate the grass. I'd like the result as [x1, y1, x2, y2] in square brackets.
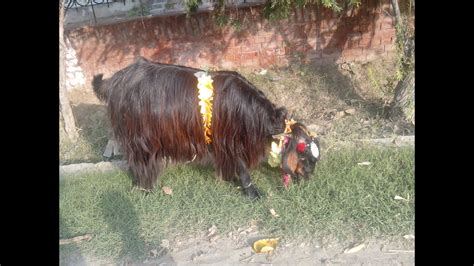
[60, 145, 414, 262]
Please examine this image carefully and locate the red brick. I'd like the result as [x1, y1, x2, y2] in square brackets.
[236, 38, 253, 47]
[262, 40, 280, 49]
[342, 48, 363, 57]
[381, 35, 394, 44]
[261, 47, 277, 56]
[381, 16, 395, 24]
[241, 44, 260, 53]
[380, 28, 396, 38]
[361, 31, 376, 39]
[342, 54, 358, 62]
[255, 36, 267, 44]
[361, 36, 383, 47]
[226, 46, 241, 55]
[267, 34, 284, 42]
[344, 39, 360, 49]
[242, 52, 259, 60]
[381, 21, 394, 30]
[259, 55, 277, 66]
[223, 54, 236, 61]
[225, 38, 239, 47]
[360, 37, 375, 47]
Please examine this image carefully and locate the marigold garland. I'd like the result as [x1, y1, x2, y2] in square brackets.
[194, 71, 214, 144]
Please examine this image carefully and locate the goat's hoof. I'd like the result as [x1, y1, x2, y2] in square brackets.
[245, 185, 262, 200]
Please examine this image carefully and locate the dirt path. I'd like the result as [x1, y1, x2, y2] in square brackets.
[62, 232, 414, 265]
[150, 237, 413, 265]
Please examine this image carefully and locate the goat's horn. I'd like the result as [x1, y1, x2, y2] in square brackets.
[309, 131, 318, 138]
[272, 133, 291, 139]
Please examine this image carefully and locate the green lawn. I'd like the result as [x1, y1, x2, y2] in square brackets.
[60, 145, 414, 261]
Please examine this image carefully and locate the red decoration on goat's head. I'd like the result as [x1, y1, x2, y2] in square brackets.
[296, 142, 306, 153]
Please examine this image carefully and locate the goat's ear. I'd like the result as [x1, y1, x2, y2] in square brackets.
[271, 107, 288, 134]
[282, 149, 298, 176]
[276, 107, 288, 120]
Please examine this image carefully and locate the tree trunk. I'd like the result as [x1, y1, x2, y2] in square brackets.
[388, 71, 414, 123]
[60, 0, 78, 140]
[390, 0, 401, 27]
[388, 0, 414, 124]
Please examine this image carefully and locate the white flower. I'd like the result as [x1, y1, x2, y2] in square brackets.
[271, 141, 281, 154]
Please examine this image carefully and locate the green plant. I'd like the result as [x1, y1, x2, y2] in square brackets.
[230, 19, 242, 31]
[262, 0, 361, 20]
[214, 13, 229, 27]
[367, 66, 380, 91]
[394, 22, 414, 81]
[185, 0, 202, 13]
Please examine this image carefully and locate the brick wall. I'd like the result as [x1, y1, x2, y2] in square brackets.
[66, 0, 397, 89]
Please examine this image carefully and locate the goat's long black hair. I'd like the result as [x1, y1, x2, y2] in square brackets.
[93, 57, 287, 189]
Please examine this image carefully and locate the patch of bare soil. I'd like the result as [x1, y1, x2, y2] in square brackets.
[239, 53, 413, 142]
[61, 228, 414, 265]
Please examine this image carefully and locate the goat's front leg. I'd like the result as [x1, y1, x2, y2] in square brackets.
[238, 159, 262, 200]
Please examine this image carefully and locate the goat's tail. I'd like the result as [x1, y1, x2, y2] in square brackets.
[92, 74, 109, 102]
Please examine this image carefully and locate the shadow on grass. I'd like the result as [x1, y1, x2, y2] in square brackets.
[98, 190, 179, 264]
[99, 191, 146, 261]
